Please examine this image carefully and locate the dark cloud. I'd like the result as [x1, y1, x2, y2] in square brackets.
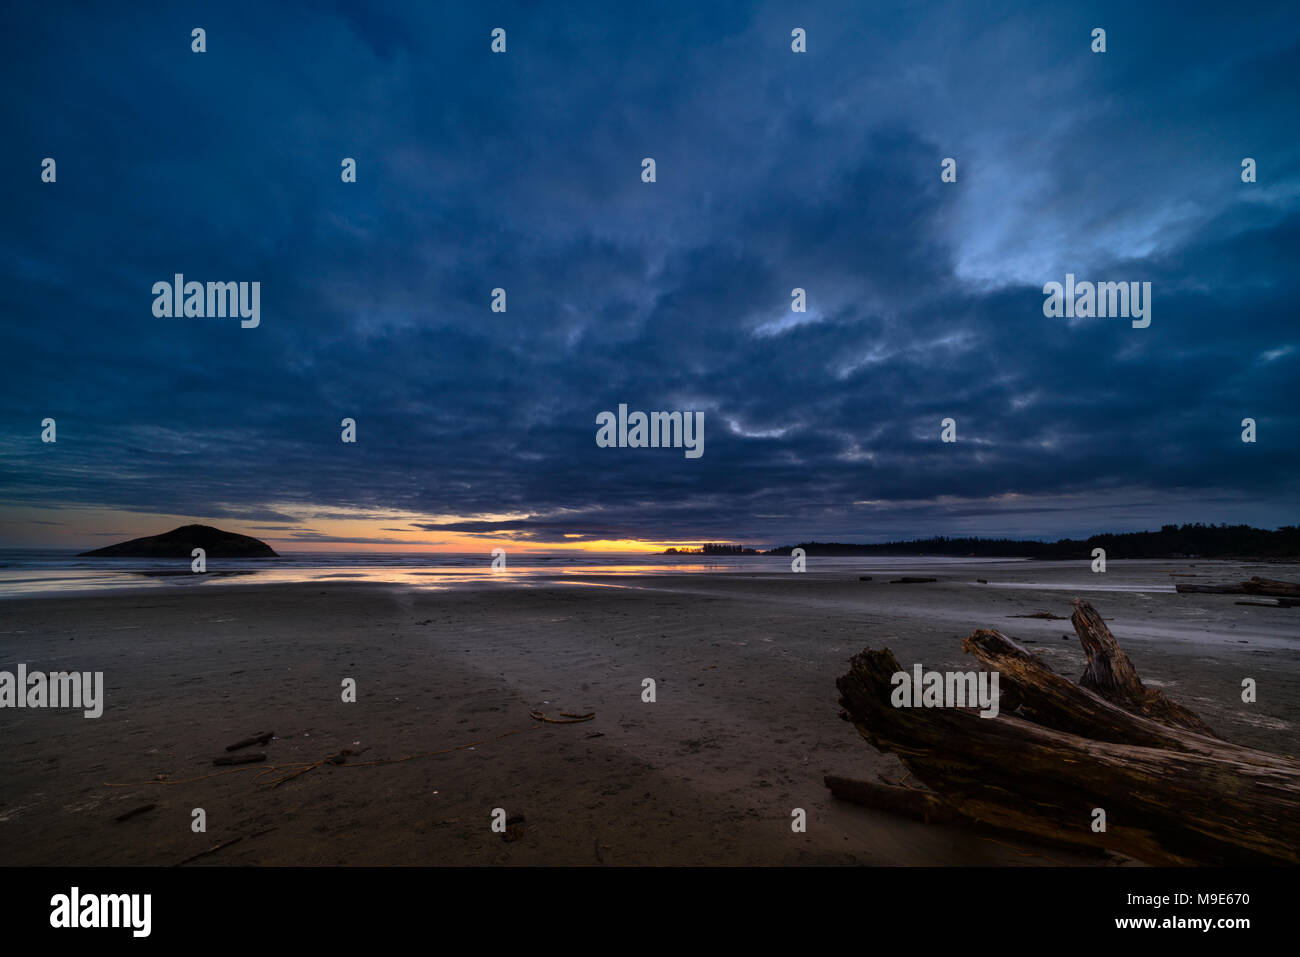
[279, 532, 418, 545]
[1, 0, 1296, 547]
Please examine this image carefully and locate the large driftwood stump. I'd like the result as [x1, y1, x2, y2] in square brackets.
[832, 598, 1300, 866]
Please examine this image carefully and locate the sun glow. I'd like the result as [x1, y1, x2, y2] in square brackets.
[0, 503, 700, 556]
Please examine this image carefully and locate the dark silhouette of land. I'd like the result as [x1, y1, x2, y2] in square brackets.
[759, 524, 1300, 561]
[79, 524, 278, 558]
[664, 543, 760, 555]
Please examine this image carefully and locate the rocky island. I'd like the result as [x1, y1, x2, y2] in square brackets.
[78, 524, 279, 558]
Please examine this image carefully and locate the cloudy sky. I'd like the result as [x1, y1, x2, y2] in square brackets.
[1, 0, 1297, 552]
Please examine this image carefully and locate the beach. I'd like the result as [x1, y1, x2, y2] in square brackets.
[1, 559, 1295, 866]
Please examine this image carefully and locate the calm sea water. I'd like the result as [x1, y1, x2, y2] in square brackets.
[0, 549, 1018, 598]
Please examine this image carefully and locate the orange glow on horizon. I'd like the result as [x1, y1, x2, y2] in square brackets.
[261, 537, 711, 555]
[0, 504, 729, 556]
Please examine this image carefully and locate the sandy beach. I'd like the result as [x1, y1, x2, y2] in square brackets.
[1, 559, 1295, 866]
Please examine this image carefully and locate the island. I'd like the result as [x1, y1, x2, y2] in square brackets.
[78, 524, 279, 558]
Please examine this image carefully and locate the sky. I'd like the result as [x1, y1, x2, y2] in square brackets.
[1, 0, 1297, 553]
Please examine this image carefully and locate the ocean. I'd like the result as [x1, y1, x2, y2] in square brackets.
[0, 549, 1017, 598]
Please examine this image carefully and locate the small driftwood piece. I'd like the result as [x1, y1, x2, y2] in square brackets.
[1177, 576, 1300, 597]
[224, 731, 274, 752]
[175, 836, 242, 867]
[114, 803, 157, 823]
[1243, 577, 1300, 597]
[212, 752, 266, 766]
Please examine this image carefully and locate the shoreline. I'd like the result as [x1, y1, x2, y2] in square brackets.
[0, 554, 1292, 599]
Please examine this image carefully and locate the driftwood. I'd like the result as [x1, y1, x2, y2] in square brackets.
[823, 775, 969, 826]
[212, 752, 266, 766]
[1070, 601, 1216, 736]
[173, 827, 277, 867]
[224, 731, 274, 752]
[890, 577, 937, 584]
[1177, 576, 1300, 597]
[175, 836, 242, 866]
[113, 803, 157, 823]
[1243, 577, 1300, 596]
[834, 598, 1300, 865]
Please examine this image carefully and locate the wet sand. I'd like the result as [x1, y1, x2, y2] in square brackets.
[1, 559, 1295, 865]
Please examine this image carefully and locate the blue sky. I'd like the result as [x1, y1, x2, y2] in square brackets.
[1, 0, 1297, 551]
